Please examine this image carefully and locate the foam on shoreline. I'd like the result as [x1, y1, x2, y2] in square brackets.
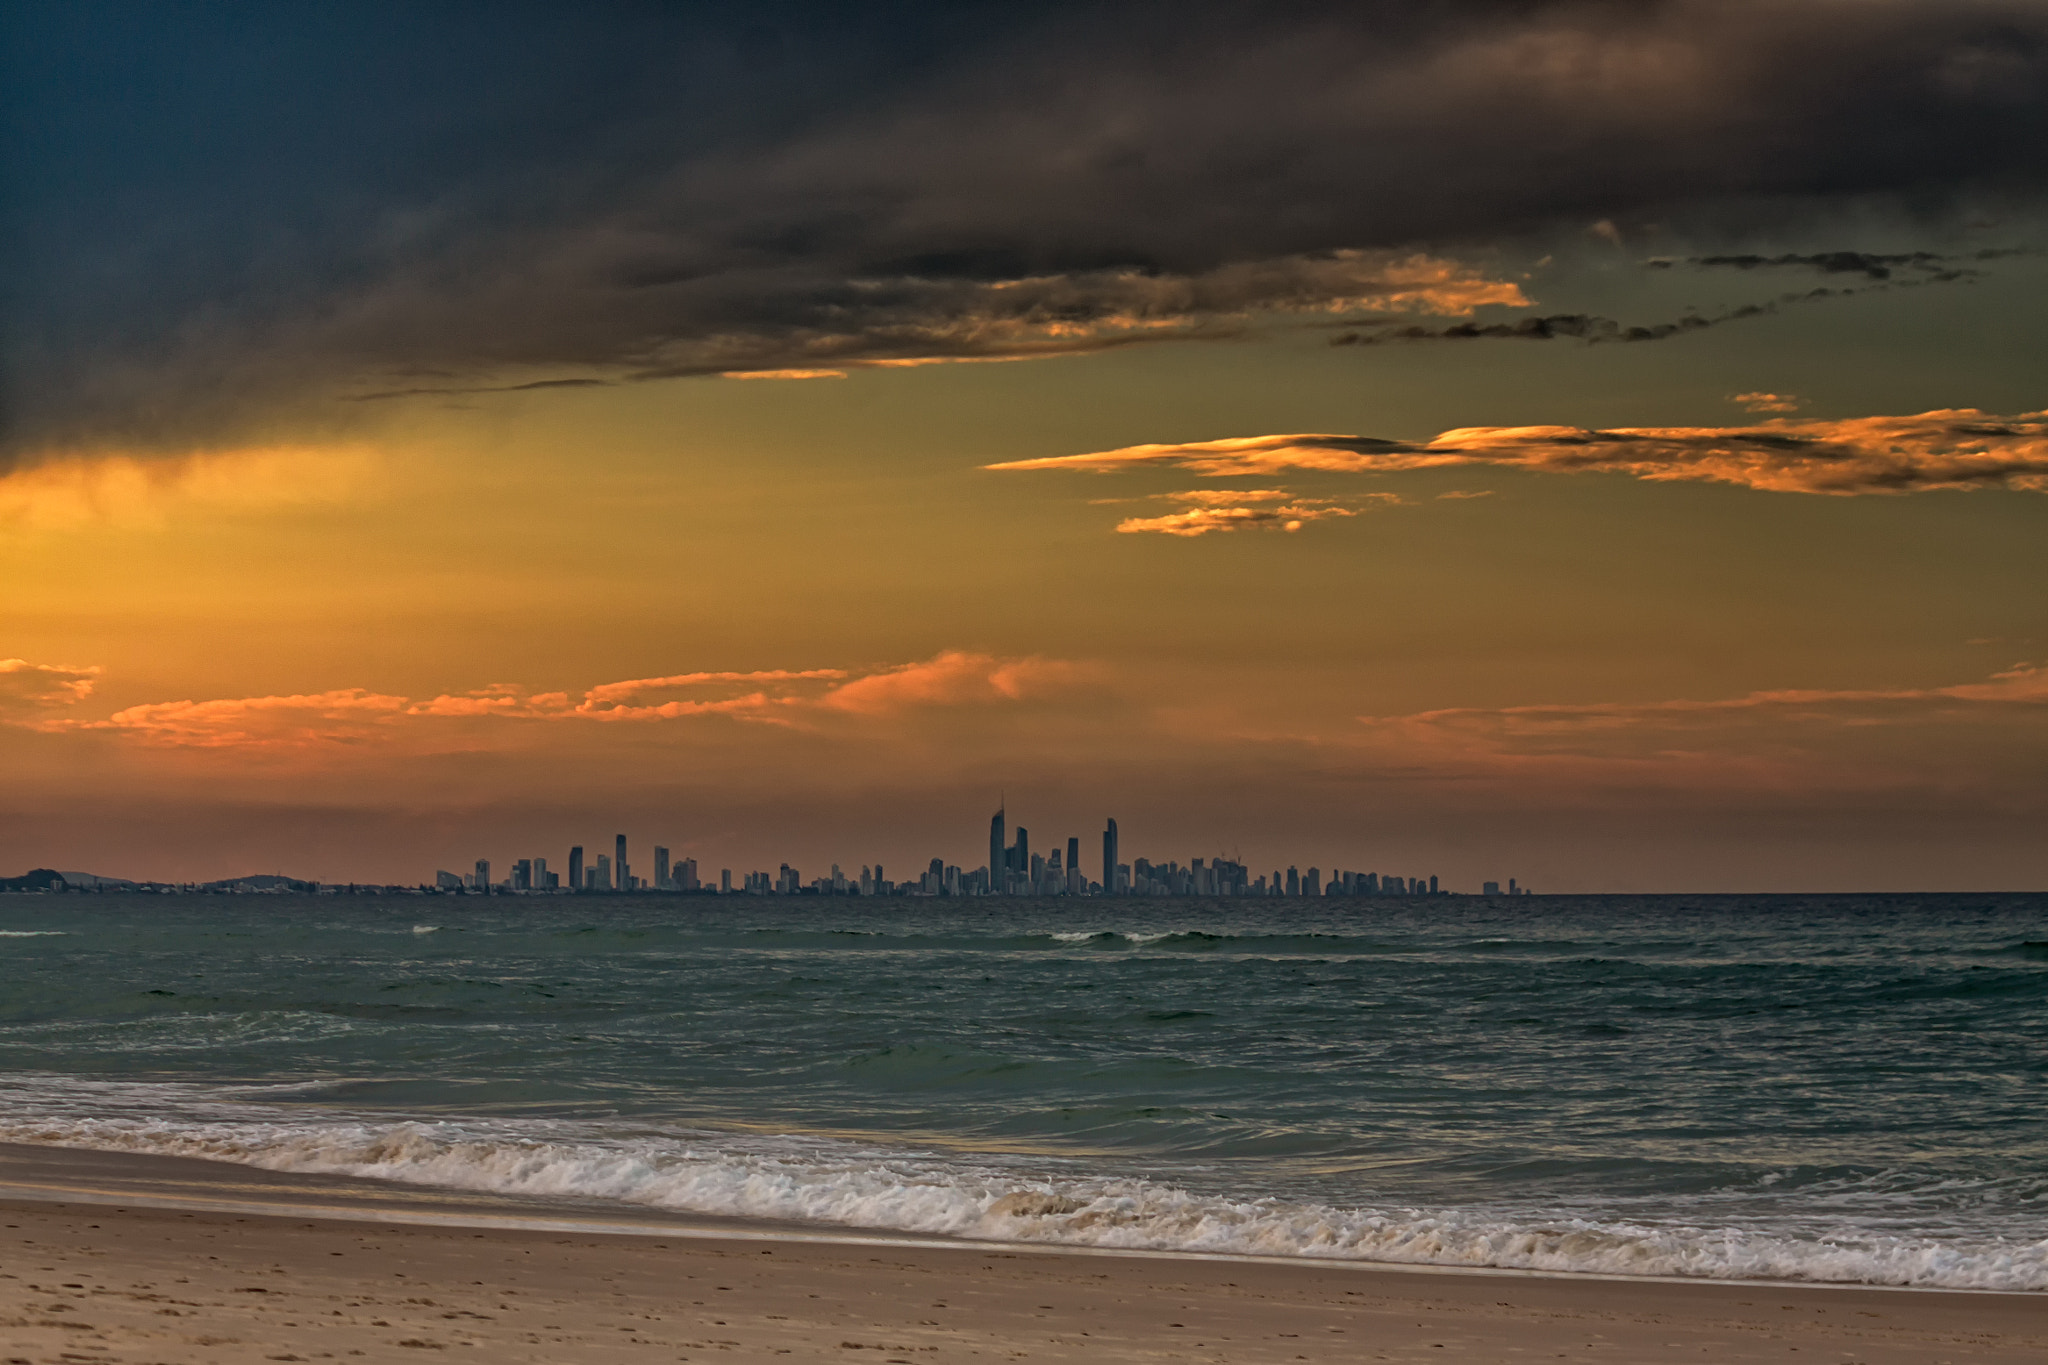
[1, 1110, 2039, 1292]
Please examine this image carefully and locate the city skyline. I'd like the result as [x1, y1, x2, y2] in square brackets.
[2, 806, 1488, 898]
[434, 807, 1470, 898]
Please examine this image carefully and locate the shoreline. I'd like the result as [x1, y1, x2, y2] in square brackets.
[0, 1140, 2036, 1297]
[0, 1142, 2042, 1363]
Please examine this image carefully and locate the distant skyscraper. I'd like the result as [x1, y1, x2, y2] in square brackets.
[1102, 819, 1118, 895]
[1066, 836, 1079, 878]
[534, 857, 549, 891]
[989, 807, 1005, 893]
[474, 858, 490, 892]
[721, 868, 732, 894]
[595, 853, 611, 891]
[1013, 826, 1029, 875]
[568, 846, 583, 893]
[654, 846, 670, 890]
[615, 833, 628, 890]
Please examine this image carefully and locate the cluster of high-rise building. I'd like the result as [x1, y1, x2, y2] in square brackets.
[436, 809, 1488, 897]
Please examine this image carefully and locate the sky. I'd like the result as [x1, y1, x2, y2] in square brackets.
[3, 0, 2046, 891]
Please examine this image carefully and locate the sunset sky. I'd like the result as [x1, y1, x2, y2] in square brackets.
[4, 1, 2046, 890]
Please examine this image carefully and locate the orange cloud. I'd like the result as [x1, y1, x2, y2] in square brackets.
[719, 368, 848, 380]
[94, 689, 410, 748]
[1360, 665, 2048, 760]
[51, 653, 1086, 748]
[989, 409, 2048, 496]
[0, 659, 101, 714]
[1111, 487, 1405, 536]
[1116, 494, 1362, 537]
[818, 651, 1086, 714]
[578, 669, 847, 711]
[1731, 391, 1800, 413]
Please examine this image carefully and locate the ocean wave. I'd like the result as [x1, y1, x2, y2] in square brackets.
[0, 931, 67, 937]
[0, 1107, 2039, 1291]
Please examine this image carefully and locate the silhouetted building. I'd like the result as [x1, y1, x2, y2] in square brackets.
[615, 834, 628, 891]
[655, 846, 670, 889]
[1102, 818, 1118, 894]
[568, 846, 584, 892]
[989, 807, 1005, 895]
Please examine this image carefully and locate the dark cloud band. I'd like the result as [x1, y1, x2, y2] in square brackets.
[5, 1, 2047, 464]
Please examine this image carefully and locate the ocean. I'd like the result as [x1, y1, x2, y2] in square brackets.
[0, 892, 2041, 1289]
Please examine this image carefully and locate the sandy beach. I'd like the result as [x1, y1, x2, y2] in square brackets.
[0, 1143, 2039, 1364]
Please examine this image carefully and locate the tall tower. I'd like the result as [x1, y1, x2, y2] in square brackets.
[615, 833, 628, 890]
[568, 846, 584, 893]
[988, 806, 1005, 895]
[1102, 818, 1118, 895]
[1066, 836, 1080, 879]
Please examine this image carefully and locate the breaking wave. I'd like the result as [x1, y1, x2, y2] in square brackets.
[0, 1104, 2040, 1291]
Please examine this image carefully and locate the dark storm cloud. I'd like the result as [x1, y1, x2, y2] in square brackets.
[5, 0, 2048, 464]
[1647, 248, 2026, 280]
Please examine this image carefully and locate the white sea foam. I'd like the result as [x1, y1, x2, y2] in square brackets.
[0, 931, 66, 937]
[0, 1101, 2039, 1291]
[411, 925, 440, 935]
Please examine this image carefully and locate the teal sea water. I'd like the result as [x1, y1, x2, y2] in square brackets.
[0, 893, 2042, 1287]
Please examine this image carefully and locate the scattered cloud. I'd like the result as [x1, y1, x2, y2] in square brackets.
[37, 653, 1086, 748]
[1436, 489, 1494, 500]
[92, 689, 411, 749]
[1117, 503, 1351, 537]
[1113, 487, 1401, 537]
[1647, 248, 2023, 281]
[719, 369, 847, 381]
[1359, 664, 2048, 763]
[989, 409, 2048, 496]
[1326, 264, 1991, 349]
[819, 651, 1089, 714]
[608, 251, 1528, 383]
[1158, 488, 1296, 506]
[1732, 391, 1802, 413]
[0, 660, 101, 714]
[577, 669, 847, 711]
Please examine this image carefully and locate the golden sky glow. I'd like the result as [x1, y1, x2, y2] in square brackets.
[5, 4, 2047, 890]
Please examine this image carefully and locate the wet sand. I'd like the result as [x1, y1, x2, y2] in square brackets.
[0, 1143, 2039, 1364]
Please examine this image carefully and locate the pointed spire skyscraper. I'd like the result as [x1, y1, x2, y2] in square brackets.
[989, 804, 1006, 895]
